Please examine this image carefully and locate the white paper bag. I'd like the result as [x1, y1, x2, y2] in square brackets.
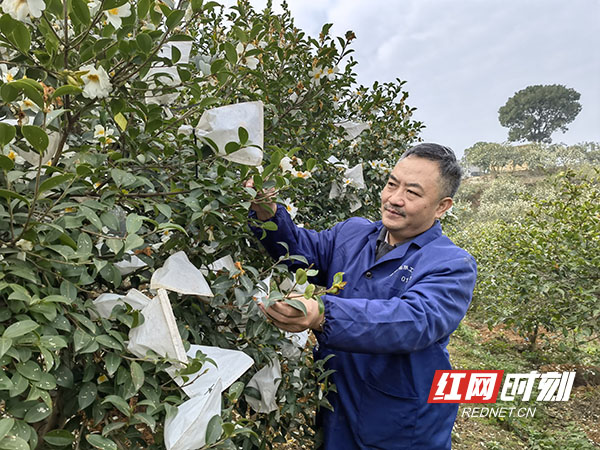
[92, 289, 151, 319]
[167, 344, 254, 398]
[144, 66, 181, 105]
[336, 121, 370, 140]
[245, 359, 282, 413]
[253, 274, 272, 305]
[164, 380, 222, 450]
[127, 289, 188, 364]
[345, 163, 365, 189]
[200, 254, 236, 276]
[93, 293, 125, 319]
[115, 253, 147, 275]
[280, 331, 309, 359]
[195, 101, 264, 166]
[151, 251, 213, 297]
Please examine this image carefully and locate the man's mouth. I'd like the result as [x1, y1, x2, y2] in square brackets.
[384, 205, 406, 217]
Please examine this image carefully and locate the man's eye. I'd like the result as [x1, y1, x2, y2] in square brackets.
[407, 190, 420, 196]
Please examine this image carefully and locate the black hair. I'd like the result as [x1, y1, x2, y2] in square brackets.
[400, 143, 462, 198]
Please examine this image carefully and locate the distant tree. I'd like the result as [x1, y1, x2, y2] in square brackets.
[462, 141, 519, 174]
[498, 84, 582, 143]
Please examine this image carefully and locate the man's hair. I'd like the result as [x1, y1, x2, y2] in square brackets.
[400, 143, 462, 198]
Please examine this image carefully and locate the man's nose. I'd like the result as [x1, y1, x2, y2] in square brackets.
[388, 190, 405, 206]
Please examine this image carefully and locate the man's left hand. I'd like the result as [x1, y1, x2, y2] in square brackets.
[260, 293, 324, 333]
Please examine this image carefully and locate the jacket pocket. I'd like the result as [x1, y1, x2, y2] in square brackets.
[357, 380, 418, 449]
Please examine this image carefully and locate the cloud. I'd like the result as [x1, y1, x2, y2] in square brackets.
[228, 0, 600, 154]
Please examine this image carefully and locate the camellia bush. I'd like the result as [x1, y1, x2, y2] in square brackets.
[454, 170, 600, 350]
[0, 0, 422, 448]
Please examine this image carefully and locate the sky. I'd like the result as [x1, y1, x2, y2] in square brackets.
[228, 0, 600, 157]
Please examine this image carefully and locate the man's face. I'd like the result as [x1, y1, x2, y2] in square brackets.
[380, 155, 452, 245]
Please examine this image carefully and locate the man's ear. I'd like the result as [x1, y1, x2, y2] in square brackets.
[434, 197, 453, 219]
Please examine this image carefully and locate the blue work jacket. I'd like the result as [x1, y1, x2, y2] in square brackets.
[250, 205, 477, 449]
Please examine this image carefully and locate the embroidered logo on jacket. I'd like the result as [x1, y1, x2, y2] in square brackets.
[389, 264, 414, 283]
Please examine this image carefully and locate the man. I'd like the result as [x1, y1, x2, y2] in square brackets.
[248, 143, 477, 449]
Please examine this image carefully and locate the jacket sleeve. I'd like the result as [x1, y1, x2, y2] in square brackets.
[249, 204, 337, 285]
[317, 255, 477, 354]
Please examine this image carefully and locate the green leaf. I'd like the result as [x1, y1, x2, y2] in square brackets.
[71, 0, 91, 25]
[21, 125, 48, 154]
[125, 214, 143, 234]
[157, 222, 188, 236]
[95, 335, 121, 350]
[0, 337, 11, 358]
[51, 85, 82, 100]
[73, 328, 93, 353]
[3, 320, 39, 339]
[227, 381, 244, 402]
[124, 234, 143, 252]
[102, 395, 131, 417]
[40, 335, 68, 350]
[0, 418, 14, 442]
[304, 284, 315, 298]
[12, 21, 31, 53]
[105, 353, 121, 376]
[156, 203, 171, 219]
[223, 42, 237, 65]
[114, 112, 127, 131]
[295, 268, 307, 285]
[86, 434, 117, 450]
[210, 59, 226, 74]
[262, 221, 277, 231]
[43, 430, 74, 447]
[8, 80, 44, 109]
[0, 189, 29, 205]
[16, 361, 42, 381]
[38, 174, 74, 194]
[24, 402, 51, 423]
[205, 415, 223, 445]
[110, 168, 136, 188]
[238, 126, 248, 144]
[0, 83, 18, 103]
[78, 382, 97, 410]
[166, 9, 185, 29]
[137, 0, 150, 18]
[283, 298, 307, 316]
[136, 33, 152, 54]
[0, 435, 30, 450]
[130, 361, 144, 392]
[81, 207, 103, 231]
[0, 155, 13, 171]
[0, 123, 16, 147]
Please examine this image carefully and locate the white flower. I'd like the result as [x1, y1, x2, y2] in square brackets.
[104, 3, 131, 29]
[283, 198, 298, 220]
[17, 98, 40, 112]
[236, 42, 259, 70]
[293, 170, 311, 179]
[87, 0, 100, 14]
[16, 239, 33, 251]
[368, 160, 378, 170]
[0, 64, 18, 83]
[279, 156, 294, 174]
[80, 64, 112, 99]
[1, 0, 45, 21]
[94, 124, 116, 144]
[309, 67, 323, 86]
[342, 177, 353, 187]
[325, 66, 339, 81]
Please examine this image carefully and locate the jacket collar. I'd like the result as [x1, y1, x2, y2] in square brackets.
[368, 220, 443, 266]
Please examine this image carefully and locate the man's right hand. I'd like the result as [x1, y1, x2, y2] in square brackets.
[245, 179, 277, 221]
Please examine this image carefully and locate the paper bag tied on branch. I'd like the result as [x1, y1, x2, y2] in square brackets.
[164, 380, 222, 450]
[167, 344, 254, 398]
[195, 101, 264, 166]
[127, 289, 188, 364]
[93, 289, 151, 319]
[151, 251, 213, 297]
[245, 358, 282, 413]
